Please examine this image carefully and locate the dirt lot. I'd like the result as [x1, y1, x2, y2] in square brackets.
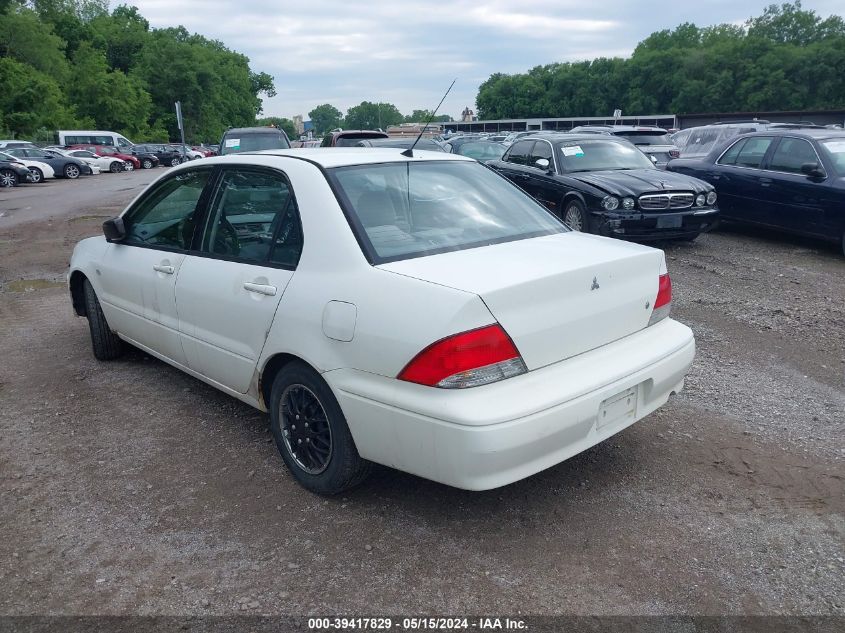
[1, 171, 843, 617]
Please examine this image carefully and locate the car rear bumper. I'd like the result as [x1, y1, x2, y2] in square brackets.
[594, 208, 719, 240]
[324, 318, 695, 490]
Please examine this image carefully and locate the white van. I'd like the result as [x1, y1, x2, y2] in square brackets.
[57, 130, 134, 149]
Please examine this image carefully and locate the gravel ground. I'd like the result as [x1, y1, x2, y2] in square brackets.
[0, 173, 843, 617]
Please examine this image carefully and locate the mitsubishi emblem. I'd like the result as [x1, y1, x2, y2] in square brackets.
[591, 276, 600, 291]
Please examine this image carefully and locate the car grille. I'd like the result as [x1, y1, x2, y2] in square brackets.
[639, 193, 694, 210]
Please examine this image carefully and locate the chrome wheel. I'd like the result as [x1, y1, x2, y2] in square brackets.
[142, 159, 153, 169]
[170, 157, 181, 167]
[564, 204, 585, 231]
[64, 164, 80, 179]
[280, 384, 333, 475]
[29, 168, 43, 183]
[0, 170, 17, 187]
[124, 161, 134, 171]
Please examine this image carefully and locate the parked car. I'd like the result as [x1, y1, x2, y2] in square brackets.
[5, 147, 94, 179]
[0, 140, 36, 150]
[670, 121, 825, 160]
[64, 149, 126, 173]
[292, 139, 322, 149]
[67, 145, 140, 170]
[488, 133, 718, 241]
[353, 138, 445, 152]
[667, 130, 845, 255]
[320, 130, 388, 147]
[220, 127, 291, 155]
[569, 125, 680, 169]
[0, 151, 56, 183]
[0, 158, 35, 186]
[68, 149, 695, 494]
[130, 144, 182, 167]
[169, 144, 203, 160]
[449, 140, 506, 163]
[192, 145, 217, 157]
[57, 130, 134, 149]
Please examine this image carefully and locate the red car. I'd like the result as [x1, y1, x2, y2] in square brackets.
[191, 145, 216, 157]
[67, 145, 141, 170]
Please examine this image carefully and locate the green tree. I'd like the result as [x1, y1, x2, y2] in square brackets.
[0, 57, 76, 136]
[343, 101, 403, 130]
[308, 103, 343, 134]
[0, 6, 70, 81]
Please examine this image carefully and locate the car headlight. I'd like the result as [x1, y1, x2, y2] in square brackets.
[706, 191, 717, 205]
[695, 194, 706, 207]
[622, 197, 635, 210]
[602, 196, 619, 211]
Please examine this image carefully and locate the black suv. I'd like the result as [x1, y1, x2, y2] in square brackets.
[219, 127, 291, 155]
[131, 144, 181, 167]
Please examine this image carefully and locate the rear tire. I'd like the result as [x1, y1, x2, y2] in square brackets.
[269, 361, 371, 495]
[109, 161, 123, 173]
[563, 199, 589, 233]
[170, 157, 181, 167]
[64, 164, 80, 179]
[82, 279, 124, 360]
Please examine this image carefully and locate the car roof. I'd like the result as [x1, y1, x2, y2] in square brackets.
[572, 125, 667, 132]
[199, 148, 474, 169]
[224, 127, 286, 135]
[739, 129, 845, 141]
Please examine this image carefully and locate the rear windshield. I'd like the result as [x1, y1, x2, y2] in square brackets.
[221, 132, 290, 154]
[336, 133, 389, 147]
[612, 131, 672, 145]
[329, 161, 566, 263]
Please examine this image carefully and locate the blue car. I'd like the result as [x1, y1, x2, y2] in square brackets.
[667, 129, 845, 256]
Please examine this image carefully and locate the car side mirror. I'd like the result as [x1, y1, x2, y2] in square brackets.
[535, 158, 550, 171]
[800, 162, 825, 179]
[102, 217, 126, 242]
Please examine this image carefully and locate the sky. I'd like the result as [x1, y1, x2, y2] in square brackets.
[130, 0, 842, 121]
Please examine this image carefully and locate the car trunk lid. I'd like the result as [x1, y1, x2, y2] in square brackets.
[378, 232, 663, 370]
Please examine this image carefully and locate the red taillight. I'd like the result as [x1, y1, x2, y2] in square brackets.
[398, 324, 527, 389]
[649, 273, 672, 326]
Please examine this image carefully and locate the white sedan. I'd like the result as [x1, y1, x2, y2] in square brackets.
[68, 149, 695, 494]
[0, 151, 55, 183]
[65, 149, 125, 173]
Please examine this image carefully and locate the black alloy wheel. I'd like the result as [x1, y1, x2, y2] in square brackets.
[280, 384, 333, 475]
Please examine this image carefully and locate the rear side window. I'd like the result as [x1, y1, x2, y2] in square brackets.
[329, 161, 565, 263]
[200, 169, 302, 267]
[735, 137, 774, 168]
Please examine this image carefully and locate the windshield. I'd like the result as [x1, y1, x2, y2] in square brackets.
[221, 132, 290, 154]
[818, 139, 845, 175]
[336, 133, 389, 147]
[612, 131, 673, 145]
[558, 139, 655, 172]
[455, 142, 506, 161]
[329, 160, 566, 263]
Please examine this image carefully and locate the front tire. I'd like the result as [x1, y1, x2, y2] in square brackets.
[0, 169, 19, 187]
[64, 164, 80, 179]
[563, 199, 589, 233]
[170, 157, 181, 167]
[269, 362, 371, 495]
[82, 279, 124, 360]
[109, 161, 123, 173]
[142, 158, 153, 169]
[29, 167, 44, 183]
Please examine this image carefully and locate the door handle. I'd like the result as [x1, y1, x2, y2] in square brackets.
[243, 282, 277, 296]
[759, 177, 773, 187]
[153, 264, 174, 274]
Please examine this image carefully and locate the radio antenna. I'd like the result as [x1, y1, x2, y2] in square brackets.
[402, 78, 456, 157]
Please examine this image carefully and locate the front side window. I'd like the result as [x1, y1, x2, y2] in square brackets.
[528, 140, 553, 169]
[201, 169, 302, 266]
[768, 138, 819, 174]
[122, 170, 211, 249]
[117, 136, 131, 148]
[505, 140, 533, 166]
[330, 160, 566, 263]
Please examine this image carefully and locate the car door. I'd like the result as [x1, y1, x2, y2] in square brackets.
[710, 136, 776, 223]
[98, 168, 213, 365]
[757, 136, 827, 236]
[174, 166, 302, 393]
[523, 139, 562, 214]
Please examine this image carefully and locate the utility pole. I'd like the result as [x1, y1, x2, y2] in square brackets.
[175, 101, 186, 144]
